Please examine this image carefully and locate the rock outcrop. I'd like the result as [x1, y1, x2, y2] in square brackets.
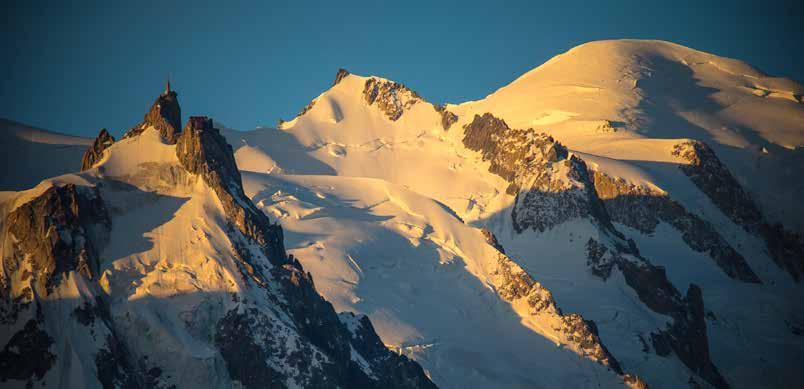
[433, 104, 458, 130]
[462, 113, 614, 233]
[80, 128, 115, 171]
[123, 89, 182, 143]
[340, 313, 438, 389]
[176, 116, 287, 265]
[333, 68, 351, 86]
[363, 78, 421, 121]
[482, 228, 632, 382]
[464, 112, 727, 388]
[586, 238, 729, 389]
[592, 171, 760, 283]
[4, 184, 110, 294]
[673, 140, 804, 281]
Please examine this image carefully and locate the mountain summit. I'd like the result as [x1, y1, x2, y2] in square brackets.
[0, 87, 436, 388]
[1, 39, 803, 389]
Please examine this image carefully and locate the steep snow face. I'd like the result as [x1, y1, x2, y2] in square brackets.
[241, 173, 629, 388]
[227, 73, 512, 225]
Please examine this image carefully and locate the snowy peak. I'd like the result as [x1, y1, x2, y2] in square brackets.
[0, 91, 437, 388]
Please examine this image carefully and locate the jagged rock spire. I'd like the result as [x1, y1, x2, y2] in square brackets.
[80, 128, 115, 171]
[122, 82, 182, 143]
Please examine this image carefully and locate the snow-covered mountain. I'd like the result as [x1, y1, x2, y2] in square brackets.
[0, 90, 435, 388]
[2, 39, 803, 388]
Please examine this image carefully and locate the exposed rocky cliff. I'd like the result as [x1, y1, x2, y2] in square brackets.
[463, 112, 727, 388]
[333, 68, 351, 86]
[363, 77, 422, 121]
[586, 238, 729, 389]
[81, 129, 115, 171]
[123, 89, 182, 143]
[433, 104, 458, 130]
[176, 116, 287, 265]
[672, 140, 804, 281]
[174, 116, 434, 388]
[592, 171, 760, 283]
[481, 220, 651, 387]
[4, 184, 110, 294]
[462, 113, 614, 233]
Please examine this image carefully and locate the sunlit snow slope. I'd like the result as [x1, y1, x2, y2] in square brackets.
[224, 40, 804, 389]
[2, 39, 803, 389]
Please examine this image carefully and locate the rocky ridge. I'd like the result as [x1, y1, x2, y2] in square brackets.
[81, 129, 115, 171]
[672, 140, 804, 281]
[463, 112, 729, 388]
[481, 230, 631, 378]
[585, 238, 728, 389]
[123, 88, 182, 144]
[362, 77, 422, 121]
[0, 91, 437, 389]
[592, 170, 760, 283]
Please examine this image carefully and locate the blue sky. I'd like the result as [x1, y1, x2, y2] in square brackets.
[2, 0, 802, 138]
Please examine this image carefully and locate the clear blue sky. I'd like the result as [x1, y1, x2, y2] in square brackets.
[2, 0, 802, 138]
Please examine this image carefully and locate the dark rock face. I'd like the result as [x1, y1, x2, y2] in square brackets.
[341, 313, 439, 389]
[592, 171, 760, 283]
[0, 318, 55, 385]
[586, 238, 729, 389]
[672, 141, 761, 227]
[214, 307, 294, 388]
[176, 116, 287, 266]
[491, 250, 623, 373]
[81, 128, 115, 171]
[5, 184, 110, 294]
[433, 104, 458, 130]
[333, 68, 351, 86]
[95, 334, 139, 389]
[481, 227, 505, 254]
[672, 140, 804, 281]
[363, 78, 421, 121]
[462, 113, 613, 233]
[123, 90, 182, 143]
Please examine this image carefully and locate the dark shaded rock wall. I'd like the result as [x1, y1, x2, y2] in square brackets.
[672, 140, 804, 281]
[592, 171, 760, 283]
[5, 184, 110, 294]
[586, 238, 729, 389]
